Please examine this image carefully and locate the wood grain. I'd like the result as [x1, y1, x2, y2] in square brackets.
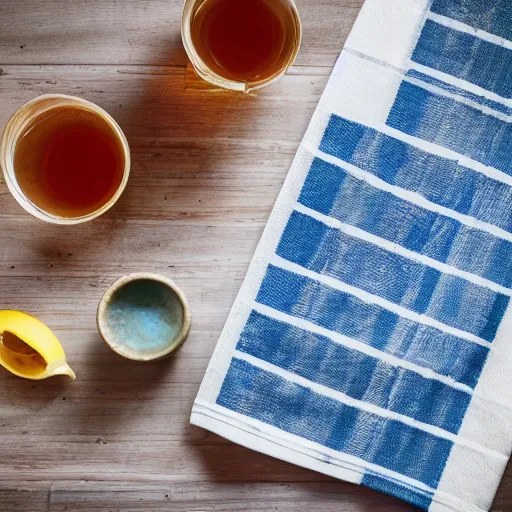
[0, 0, 363, 67]
[0, 1, 510, 511]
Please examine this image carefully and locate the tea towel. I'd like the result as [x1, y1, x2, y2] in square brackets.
[191, 0, 512, 510]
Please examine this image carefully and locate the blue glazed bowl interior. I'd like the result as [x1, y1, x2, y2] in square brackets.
[104, 278, 185, 359]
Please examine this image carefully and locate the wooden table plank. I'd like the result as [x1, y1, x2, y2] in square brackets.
[0, 481, 51, 512]
[47, 481, 414, 511]
[0, 1, 510, 511]
[0, 0, 364, 68]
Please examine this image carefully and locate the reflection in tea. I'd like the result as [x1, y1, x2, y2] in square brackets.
[190, 0, 300, 84]
[14, 106, 125, 218]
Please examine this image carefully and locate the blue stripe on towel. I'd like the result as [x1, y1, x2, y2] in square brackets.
[277, 211, 509, 341]
[217, 358, 453, 488]
[256, 265, 489, 388]
[238, 311, 471, 433]
[299, 158, 512, 287]
[406, 70, 512, 116]
[387, 82, 512, 175]
[430, 0, 512, 41]
[362, 474, 433, 509]
[320, 116, 512, 232]
[412, 19, 512, 99]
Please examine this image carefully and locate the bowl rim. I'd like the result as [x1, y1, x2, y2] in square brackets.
[97, 272, 192, 362]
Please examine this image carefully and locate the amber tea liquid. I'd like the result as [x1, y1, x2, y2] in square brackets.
[13, 106, 125, 218]
[190, 0, 300, 84]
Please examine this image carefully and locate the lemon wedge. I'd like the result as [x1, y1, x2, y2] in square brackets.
[0, 310, 76, 380]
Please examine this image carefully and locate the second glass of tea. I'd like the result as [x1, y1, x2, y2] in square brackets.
[182, 0, 302, 92]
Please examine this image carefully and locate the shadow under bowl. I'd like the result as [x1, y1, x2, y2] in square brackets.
[97, 273, 191, 361]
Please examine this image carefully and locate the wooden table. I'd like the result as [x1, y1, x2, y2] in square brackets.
[0, 1, 510, 510]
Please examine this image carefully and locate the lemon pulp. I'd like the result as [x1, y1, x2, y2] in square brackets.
[0, 310, 75, 380]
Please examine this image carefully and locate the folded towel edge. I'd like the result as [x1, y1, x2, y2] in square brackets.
[191, 401, 486, 512]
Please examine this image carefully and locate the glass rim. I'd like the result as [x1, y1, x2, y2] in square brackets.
[0, 94, 131, 225]
[181, 0, 302, 93]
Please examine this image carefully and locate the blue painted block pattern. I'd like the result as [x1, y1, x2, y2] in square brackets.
[256, 265, 489, 388]
[406, 70, 512, 116]
[431, 0, 512, 41]
[299, 158, 512, 287]
[320, 116, 512, 232]
[387, 81, 512, 175]
[217, 358, 454, 488]
[277, 211, 509, 341]
[412, 19, 512, 99]
[238, 311, 472, 432]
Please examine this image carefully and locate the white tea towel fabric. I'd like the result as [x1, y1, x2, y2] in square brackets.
[191, 0, 512, 510]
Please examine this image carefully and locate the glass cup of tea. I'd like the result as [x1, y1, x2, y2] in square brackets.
[0, 94, 130, 225]
[182, 0, 302, 93]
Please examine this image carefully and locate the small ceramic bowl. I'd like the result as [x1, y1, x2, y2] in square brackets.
[97, 273, 191, 361]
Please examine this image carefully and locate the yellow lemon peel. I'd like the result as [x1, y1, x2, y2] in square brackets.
[0, 310, 75, 380]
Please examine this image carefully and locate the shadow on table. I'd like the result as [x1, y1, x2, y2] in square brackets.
[0, 372, 74, 420]
[189, 425, 512, 510]
[0, 334, 176, 418]
[187, 428, 418, 511]
[110, 55, 260, 221]
[26, 49, 262, 280]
